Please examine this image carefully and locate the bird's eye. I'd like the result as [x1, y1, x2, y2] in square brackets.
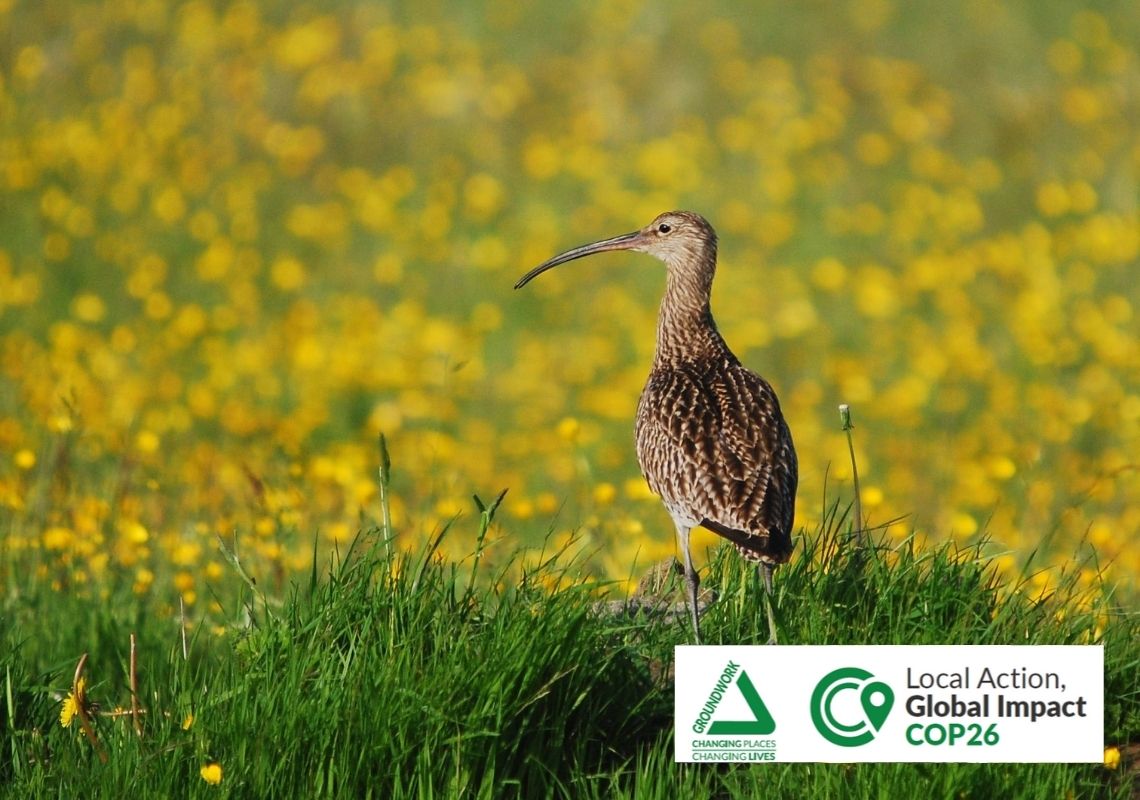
[657, 223, 672, 234]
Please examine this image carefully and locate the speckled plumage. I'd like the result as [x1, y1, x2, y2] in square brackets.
[515, 210, 798, 643]
[635, 352, 797, 565]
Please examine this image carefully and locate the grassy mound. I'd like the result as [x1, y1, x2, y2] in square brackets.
[2, 499, 1137, 798]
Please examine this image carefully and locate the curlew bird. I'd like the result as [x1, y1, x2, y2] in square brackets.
[515, 211, 798, 644]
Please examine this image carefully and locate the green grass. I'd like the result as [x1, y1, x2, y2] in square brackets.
[2, 483, 1137, 799]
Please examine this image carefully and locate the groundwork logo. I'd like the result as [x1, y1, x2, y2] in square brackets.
[692, 660, 776, 735]
[810, 667, 895, 746]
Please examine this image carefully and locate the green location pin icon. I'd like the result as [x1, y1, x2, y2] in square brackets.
[860, 680, 894, 731]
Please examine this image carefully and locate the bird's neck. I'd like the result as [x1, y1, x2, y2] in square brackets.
[654, 263, 725, 365]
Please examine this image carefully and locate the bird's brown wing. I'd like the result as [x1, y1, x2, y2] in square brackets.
[636, 361, 797, 562]
[707, 361, 797, 559]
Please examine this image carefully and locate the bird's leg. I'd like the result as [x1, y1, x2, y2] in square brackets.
[675, 523, 702, 644]
[761, 562, 778, 645]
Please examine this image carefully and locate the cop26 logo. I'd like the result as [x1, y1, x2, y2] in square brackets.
[811, 667, 895, 746]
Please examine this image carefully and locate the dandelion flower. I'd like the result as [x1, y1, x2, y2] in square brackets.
[59, 696, 77, 728]
[1103, 746, 1120, 770]
[59, 677, 86, 728]
[200, 762, 223, 785]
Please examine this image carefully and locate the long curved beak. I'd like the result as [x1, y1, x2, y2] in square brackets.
[514, 230, 644, 289]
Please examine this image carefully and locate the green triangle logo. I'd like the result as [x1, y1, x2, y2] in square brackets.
[707, 671, 776, 735]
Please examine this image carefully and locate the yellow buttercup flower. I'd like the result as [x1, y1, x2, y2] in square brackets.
[200, 762, 223, 785]
[1103, 746, 1120, 770]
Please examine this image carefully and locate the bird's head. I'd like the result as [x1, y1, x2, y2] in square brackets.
[513, 210, 717, 289]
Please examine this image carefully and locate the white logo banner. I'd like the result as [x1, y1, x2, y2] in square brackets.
[674, 645, 1103, 763]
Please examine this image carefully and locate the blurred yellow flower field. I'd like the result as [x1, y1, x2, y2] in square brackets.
[1, 1, 1137, 614]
